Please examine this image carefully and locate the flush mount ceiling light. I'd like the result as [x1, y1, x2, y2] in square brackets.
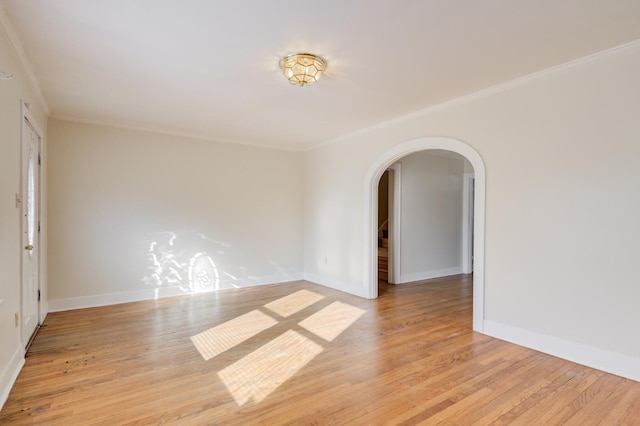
[279, 53, 327, 87]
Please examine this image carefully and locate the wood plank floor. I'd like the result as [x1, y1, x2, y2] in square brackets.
[2, 275, 639, 425]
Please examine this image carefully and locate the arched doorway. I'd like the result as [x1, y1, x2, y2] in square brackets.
[364, 137, 486, 332]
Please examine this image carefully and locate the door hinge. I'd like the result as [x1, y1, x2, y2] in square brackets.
[38, 154, 41, 166]
[38, 221, 41, 233]
[37, 290, 41, 302]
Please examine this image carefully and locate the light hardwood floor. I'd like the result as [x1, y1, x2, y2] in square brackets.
[2, 275, 639, 425]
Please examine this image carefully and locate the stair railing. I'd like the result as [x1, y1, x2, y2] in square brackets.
[378, 219, 388, 239]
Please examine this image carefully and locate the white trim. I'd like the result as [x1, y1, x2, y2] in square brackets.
[388, 163, 401, 284]
[0, 6, 50, 114]
[365, 137, 486, 332]
[309, 40, 640, 152]
[22, 102, 47, 324]
[48, 273, 304, 312]
[484, 320, 640, 382]
[21, 102, 46, 343]
[49, 288, 185, 312]
[303, 274, 369, 299]
[49, 114, 306, 152]
[462, 172, 475, 274]
[399, 267, 463, 284]
[0, 345, 25, 410]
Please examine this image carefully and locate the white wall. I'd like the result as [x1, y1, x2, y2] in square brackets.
[398, 151, 464, 283]
[47, 119, 304, 310]
[0, 21, 48, 407]
[304, 42, 640, 380]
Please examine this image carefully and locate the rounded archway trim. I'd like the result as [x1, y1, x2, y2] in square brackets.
[364, 137, 486, 332]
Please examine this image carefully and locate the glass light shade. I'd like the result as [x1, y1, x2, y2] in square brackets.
[279, 53, 327, 87]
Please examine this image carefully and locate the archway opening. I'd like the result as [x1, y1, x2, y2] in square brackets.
[364, 137, 485, 332]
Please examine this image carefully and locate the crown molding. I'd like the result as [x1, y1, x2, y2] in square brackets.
[49, 114, 306, 152]
[0, 2, 50, 115]
[307, 38, 640, 152]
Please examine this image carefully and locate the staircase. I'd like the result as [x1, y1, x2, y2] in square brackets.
[378, 230, 389, 281]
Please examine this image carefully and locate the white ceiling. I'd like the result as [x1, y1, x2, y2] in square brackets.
[2, 1, 640, 150]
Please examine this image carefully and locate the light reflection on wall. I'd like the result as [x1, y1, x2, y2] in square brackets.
[188, 252, 219, 292]
[141, 231, 295, 293]
[142, 231, 220, 293]
[145, 232, 186, 286]
[190, 290, 367, 407]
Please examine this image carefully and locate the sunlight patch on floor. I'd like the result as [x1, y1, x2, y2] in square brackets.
[191, 310, 277, 361]
[217, 330, 323, 406]
[298, 301, 366, 342]
[263, 289, 324, 317]
[191, 289, 367, 406]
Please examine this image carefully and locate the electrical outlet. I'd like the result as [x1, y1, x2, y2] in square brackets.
[15, 312, 19, 327]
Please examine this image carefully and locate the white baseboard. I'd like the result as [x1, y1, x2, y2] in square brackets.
[304, 268, 465, 299]
[483, 319, 640, 382]
[0, 345, 25, 411]
[399, 266, 463, 284]
[48, 273, 304, 312]
[303, 273, 371, 299]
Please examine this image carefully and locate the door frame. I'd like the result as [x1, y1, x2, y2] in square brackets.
[462, 172, 475, 274]
[387, 163, 401, 284]
[364, 137, 486, 332]
[21, 102, 44, 345]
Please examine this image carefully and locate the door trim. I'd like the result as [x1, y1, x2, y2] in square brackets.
[21, 102, 45, 344]
[387, 163, 401, 284]
[462, 172, 475, 274]
[364, 137, 486, 332]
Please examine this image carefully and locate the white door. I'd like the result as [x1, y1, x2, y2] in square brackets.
[21, 119, 40, 346]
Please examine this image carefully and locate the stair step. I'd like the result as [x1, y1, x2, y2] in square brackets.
[378, 249, 388, 283]
[378, 238, 389, 282]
